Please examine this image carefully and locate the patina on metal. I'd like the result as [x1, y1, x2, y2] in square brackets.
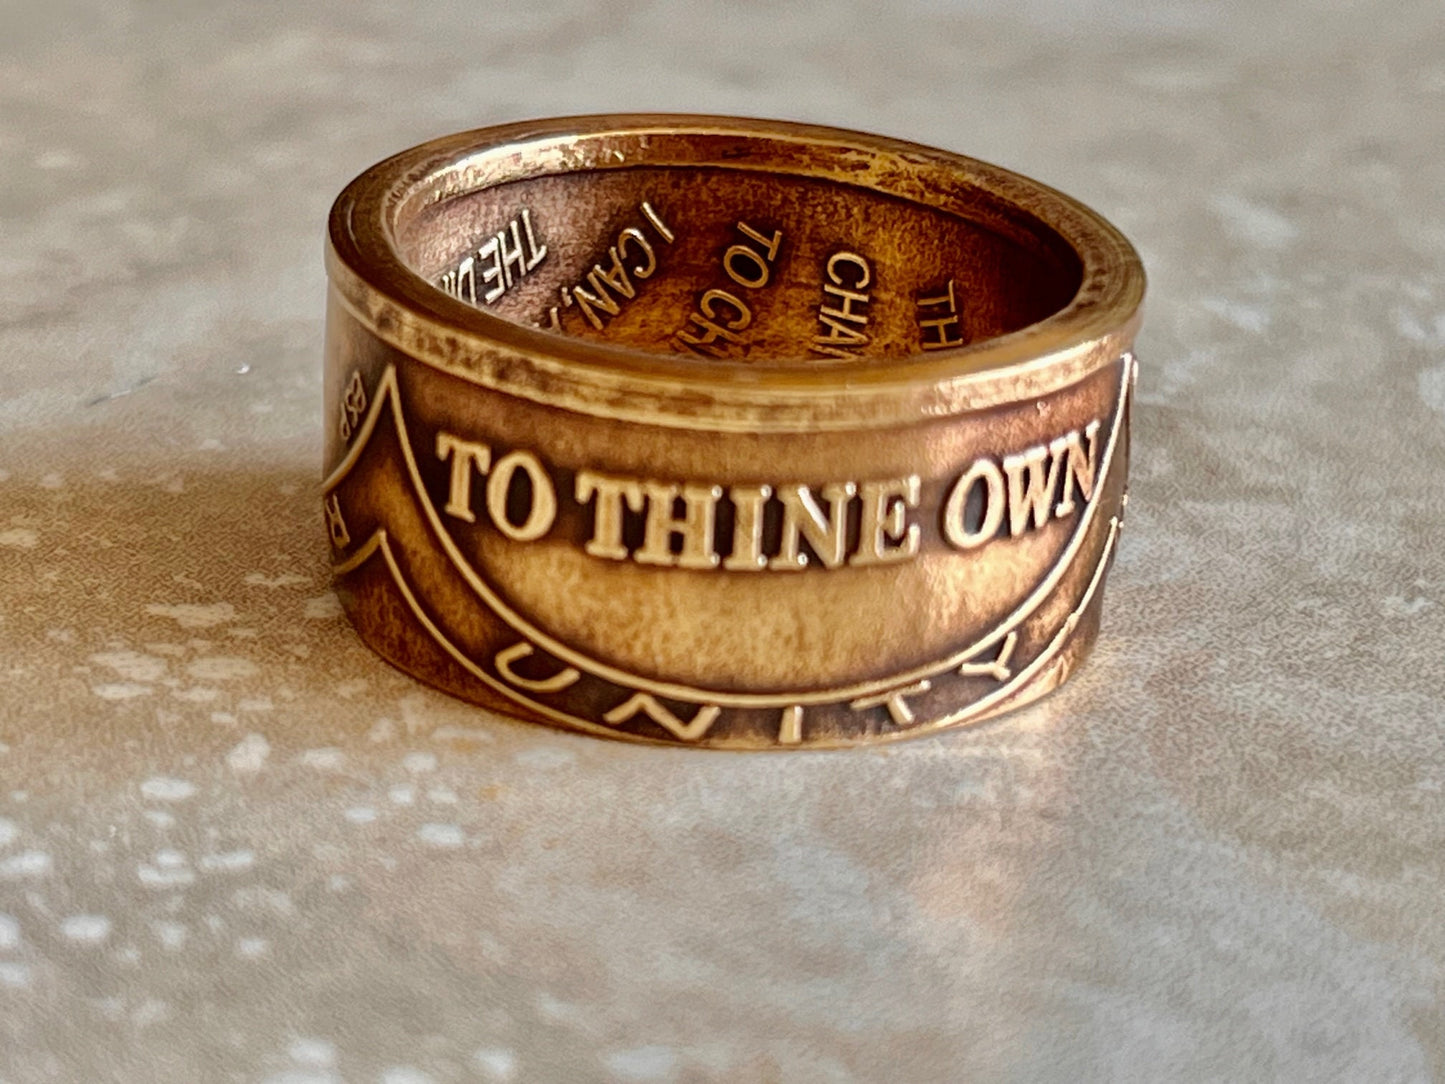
[322, 115, 1145, 749]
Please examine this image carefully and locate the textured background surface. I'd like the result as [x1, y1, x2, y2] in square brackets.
[2, 1, 1444, 1081]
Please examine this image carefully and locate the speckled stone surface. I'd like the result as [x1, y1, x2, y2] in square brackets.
[2, 2, 1444, 1081]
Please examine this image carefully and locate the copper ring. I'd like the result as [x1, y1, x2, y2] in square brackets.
[322, 114, 1145, 749]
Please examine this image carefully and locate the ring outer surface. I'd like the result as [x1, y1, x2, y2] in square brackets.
[322, 115, 1145, 749]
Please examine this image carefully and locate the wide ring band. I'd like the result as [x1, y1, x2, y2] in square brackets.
[322, 114, 1145, 749]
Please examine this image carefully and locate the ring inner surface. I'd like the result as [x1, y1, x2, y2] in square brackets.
[394, 166, 1083, 363]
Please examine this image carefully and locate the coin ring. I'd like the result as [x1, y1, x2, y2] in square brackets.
[323, 114, 1145, 749]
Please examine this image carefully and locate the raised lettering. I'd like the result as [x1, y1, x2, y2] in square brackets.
[812, 251, 872, 358]
[434, 209, 546, 309]
[323, 493, 350, 550]
[454, 255, 477, 305]
[435, 432, 492, 523]
[551, 203, 675, 333]
[494, 641, 579, 694]
[722, 484, 772, 571]
[676, 292, 750, 354]
[851, 476, 921, 566]
[958, 632, 1018, 682]
[603, 694, 721, 742]
[771, 482, 856, 571]
[942, 458, 1005, 550]
[634, 482, 723, 570]
[737, 222, 783, 261]
[576, 470, 645, 560]
[520, 208, 547, 271]
[1053, 420, 1101, 518]
[1003, 443, 1066, 537]
[850, 680, 932, 726]
[827, 251, 871, 290]
[725, 222, 783, 289]
[572, 271, 623, 331]
[592, 246, 637, 302]
[478, 237, 504, 303]
[918, 279, 963, 351]
[338, 370, 367, 442]
[700, 288, 750, 328]
[485, 450, 557, 542]
[674, 222, 782, 357]
[497, 220, 527, 288]
[640, 201, 676, 244]
[779, 704, 804, 745]
[616, 226, 656, 278]
[813, 314, 870, 353]
[821, 283, 869, 324]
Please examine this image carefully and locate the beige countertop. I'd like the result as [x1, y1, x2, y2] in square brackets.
[1, 1, 1442, 1080]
